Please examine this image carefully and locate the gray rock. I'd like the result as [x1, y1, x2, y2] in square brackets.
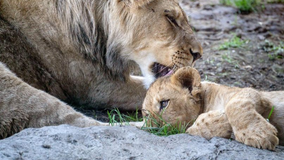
[0, 125, 283, 160]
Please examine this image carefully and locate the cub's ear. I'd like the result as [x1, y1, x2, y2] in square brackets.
[170, 67, 201, 95]
[120, 0, 155, 7]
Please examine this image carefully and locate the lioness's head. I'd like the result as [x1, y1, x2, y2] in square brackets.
[108, 0, 203, 87]
[142, 67, 202, 128]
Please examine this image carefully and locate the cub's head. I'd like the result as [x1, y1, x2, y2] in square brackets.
[142, 67, 202, 128]
[110, 0, 203, 87]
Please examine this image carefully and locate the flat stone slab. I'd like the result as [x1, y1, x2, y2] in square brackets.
[0, 125, 283, 160]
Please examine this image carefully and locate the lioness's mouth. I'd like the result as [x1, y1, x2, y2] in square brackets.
[152, 62, 174, 78]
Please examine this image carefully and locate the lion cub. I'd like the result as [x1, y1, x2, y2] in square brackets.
[142, 67, 284, 150]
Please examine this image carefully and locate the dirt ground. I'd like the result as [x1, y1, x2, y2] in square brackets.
[184, 0, 284, 91]
[86, 0, 284, 122]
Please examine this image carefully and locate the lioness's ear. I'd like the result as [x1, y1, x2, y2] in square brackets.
[170, 67, 201, 95]
[120, 0, 155, 7]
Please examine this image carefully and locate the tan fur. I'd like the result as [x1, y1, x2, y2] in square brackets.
[143, 67, 284, 150]
[0, 0, 202, 138]
[0, 63, 109, 139]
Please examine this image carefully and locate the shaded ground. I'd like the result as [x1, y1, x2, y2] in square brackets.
[89, 0, 284, 122]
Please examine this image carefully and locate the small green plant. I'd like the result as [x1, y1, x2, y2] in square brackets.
[142, 114, 190, 136]
[124, 108, 143, 122]
[220, 0, 259, 13]
[267, 0, 284, 3]
[206, 58, 216, 65]
[107, 108, 124, 126]
[107, 108, 190, 136]
[260, 40, 284, 60]
[107, 108, 143, 126]
[221, 53, 240, 68]
[268, 54, 282, 60]
[266, 106, 275, 122]
[219, 35, 247, 50]
[222, 54, 234, 63]
[142, 122, 189, 136]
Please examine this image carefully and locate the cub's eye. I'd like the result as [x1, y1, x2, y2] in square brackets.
[160, 100, 170, 111]
[166, 15, 178, 27]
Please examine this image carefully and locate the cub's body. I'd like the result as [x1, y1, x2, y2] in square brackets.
[143, 67, 284, 150]
[193, 82, 284, 145]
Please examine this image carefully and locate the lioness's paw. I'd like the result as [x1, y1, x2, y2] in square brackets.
[234, 122, 278, 150]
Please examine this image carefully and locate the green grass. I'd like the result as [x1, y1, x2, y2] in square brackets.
[221, 54, 234, 63]
[266, 106, 275, 122]
[142, 111, 191, 136]
[107, 108, 190, 136]
[142, 122, 189, 136]
[219, 35, 247, 50]
[221, 53, 240, 68]
[260, 40, 284, 60]
[220, 0, 259, 13]
[220, 0, 284, 13]
[267, 0, 284, 3]
[107, 108, 142, 126]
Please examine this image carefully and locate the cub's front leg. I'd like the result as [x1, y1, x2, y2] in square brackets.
[186, 110, 232, 139]
[225, 88, 278, 150]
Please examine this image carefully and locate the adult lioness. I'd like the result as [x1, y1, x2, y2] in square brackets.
[143, 67, 284, 150]
[0, 0, 202, 138]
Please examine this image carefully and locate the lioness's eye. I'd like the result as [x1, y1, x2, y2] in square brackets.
[166, 15, 178, 27]
[160, 100, 169, 111]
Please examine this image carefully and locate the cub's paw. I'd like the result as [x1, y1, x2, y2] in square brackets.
[234, 121, 278, 150]
[186, 111, 232, 139]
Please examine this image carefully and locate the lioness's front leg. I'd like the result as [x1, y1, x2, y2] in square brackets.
[186, 110, 232, 139]
[0, 63, 108, 138]
[225, 88, 278, 150]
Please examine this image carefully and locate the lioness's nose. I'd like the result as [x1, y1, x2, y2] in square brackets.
[190, 43, 203, 62]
